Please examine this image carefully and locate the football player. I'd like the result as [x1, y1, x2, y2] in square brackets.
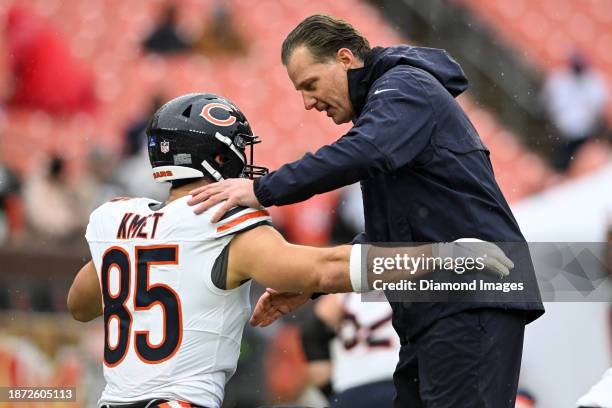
[301, 292, 399, 407]
[67, 93, 513, 408]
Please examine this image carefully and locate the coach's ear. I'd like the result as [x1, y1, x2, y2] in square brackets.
[67, 261, 102, 322]
[336, 47, 356, 70]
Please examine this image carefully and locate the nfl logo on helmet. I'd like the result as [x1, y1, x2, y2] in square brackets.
[160, 140, 170, 154]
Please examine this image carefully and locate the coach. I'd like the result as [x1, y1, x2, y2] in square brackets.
[189, 14, 544, 408]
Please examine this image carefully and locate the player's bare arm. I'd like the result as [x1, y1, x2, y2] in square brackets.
[67, 260, 102, 322]
[249, 239, 515, 327]
[227, 226, 517, 294]
[226, 224, 353, 293]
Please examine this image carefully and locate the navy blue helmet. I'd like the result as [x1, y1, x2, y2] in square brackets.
[146, 93, 268, 183]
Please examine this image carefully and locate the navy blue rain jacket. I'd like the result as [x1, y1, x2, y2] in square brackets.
[254, 46, 544, 339]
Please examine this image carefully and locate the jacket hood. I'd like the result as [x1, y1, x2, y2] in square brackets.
[348, 45, 468, 116]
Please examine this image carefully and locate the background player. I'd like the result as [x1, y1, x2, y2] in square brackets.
[301, 291, 399, 408]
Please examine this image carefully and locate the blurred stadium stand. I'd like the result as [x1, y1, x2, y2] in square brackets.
[370, 0, 544, 146]
[0, 0, 567, 238]
[457, 0, 612, 103]
[370, 0, 610, 167]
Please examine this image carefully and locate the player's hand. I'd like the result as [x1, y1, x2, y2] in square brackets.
[433, 238, 514, 278]
[249, 289, 311, 327]
[188, 178, 260, 221]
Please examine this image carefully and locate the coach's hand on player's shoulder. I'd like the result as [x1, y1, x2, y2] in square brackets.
[188, 178, 261, 221]
[250, 289, 312, 327]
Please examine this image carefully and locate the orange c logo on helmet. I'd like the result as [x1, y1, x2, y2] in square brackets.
[200, 103, 237, 127]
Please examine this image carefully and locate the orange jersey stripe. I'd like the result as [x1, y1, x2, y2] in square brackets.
[177, 402, 192, 408]
[216, 209, 269, 233]
[157, 403, 172, 408]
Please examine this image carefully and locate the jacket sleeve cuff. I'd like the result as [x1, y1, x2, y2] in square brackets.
[253, 177, 274, 207]
[351, 232, 368, 244]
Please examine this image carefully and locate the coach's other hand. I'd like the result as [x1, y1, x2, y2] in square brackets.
[250, 289, 311, 327]
[188, 178, 261, 221]
[433, 238, 514, 278]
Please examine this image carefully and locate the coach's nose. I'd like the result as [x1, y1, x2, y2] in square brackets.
[302, 93, 317, 110]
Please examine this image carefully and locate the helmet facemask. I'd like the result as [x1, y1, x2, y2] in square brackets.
[240, 134, 268, 179]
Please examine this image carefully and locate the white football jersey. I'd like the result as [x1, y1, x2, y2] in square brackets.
[331, 292, 400, 393]
[85, 195, 271, 408]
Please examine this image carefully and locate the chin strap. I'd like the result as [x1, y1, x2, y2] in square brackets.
[201, 160, 224, 181]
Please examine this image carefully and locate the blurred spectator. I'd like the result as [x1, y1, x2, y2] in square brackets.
[280, 194, 336, 245]
[124, 94, 165, 157]
[264, 324, 308, 404]
[114, 141, 168, 201]
[301, 292, 398, 408]
[5, 5, 97, 114]
[142, 4, 191, 55]
[193, 1, 248, 57]
[113, 95, 168, 201]
[0, 160, 24, 244]
[77, 146, 125, 214]
[541, 51, 608, 172]
[23, 156, 85, 242]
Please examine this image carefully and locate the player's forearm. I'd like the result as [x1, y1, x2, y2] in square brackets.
[260, 245, 352, 293]
[314, 245, 353, 293]
[297, 244, 437, 294]
[317, 244, 438, 294]
[232, 228, 353, 293]
[316, 244, 439, 293]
